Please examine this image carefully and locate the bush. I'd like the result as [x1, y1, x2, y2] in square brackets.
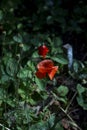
[0, 0, 87, 130]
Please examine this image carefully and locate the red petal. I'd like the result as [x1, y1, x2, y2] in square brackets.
[35, 71, 46, 79]
[48, 66, 58, 80]
[37, 60, 54, 73]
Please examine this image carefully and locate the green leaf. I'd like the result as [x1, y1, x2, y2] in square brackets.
[30, 114, 55, 130]
[52, 56, 68, 65]
[47, 114, 55, 128]
[0, 74, 11, 84]
[57, 85, 69, 97]
[6, 58, 18, 77]
[73, 60, 79, 73]
[73, 60, 85, 73]
[76, 84, 87, 110]
[0, 64, 13, 83]
[22, 44, 30, 51]
[18, 89, 26, 99]
[17, 68, 32, 79]
[30, 121, 48, 130]
[55, 122, 64, 130]
[0, 88, 6, 100]
[57, 97, 67, 104]
[79, 74, 87, 80]
[54, 37, 63, 46]
[17, 23, 23, 29]
[77, 84, 85, 95]
[13, 34, 23, 43]
[35, 77, 46, 91]
[27, 61, 35, 71]
[6, 99, 15, 107]
[29, 98, 36, 105]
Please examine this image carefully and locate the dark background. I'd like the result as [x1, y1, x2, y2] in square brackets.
[0, 0, 87, 60]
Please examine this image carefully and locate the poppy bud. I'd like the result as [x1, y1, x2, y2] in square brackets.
[38, 45, 49, 58]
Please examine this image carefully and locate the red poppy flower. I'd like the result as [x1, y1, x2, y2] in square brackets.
[36, 60, 58, 80]
[38, 45, 49, 58]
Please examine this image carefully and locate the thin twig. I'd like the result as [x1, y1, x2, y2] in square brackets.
[51, 91, 82, 130]
[0, 123, 11, 130]
[82, 52, 87, 61]
[59, 106, 82, 130]
[65, 91, 77, 113]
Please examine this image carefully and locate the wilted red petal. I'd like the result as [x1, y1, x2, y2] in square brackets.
[48, 66, 58, 80]
[38, 45, 49, 58]
[35, 71, 46, 79]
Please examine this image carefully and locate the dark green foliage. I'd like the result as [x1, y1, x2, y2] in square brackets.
[0, 0, 87, 130]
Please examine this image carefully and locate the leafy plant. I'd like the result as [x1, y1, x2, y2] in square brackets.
[0, 0, 87, 130]
[77, 84, 87, 110]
